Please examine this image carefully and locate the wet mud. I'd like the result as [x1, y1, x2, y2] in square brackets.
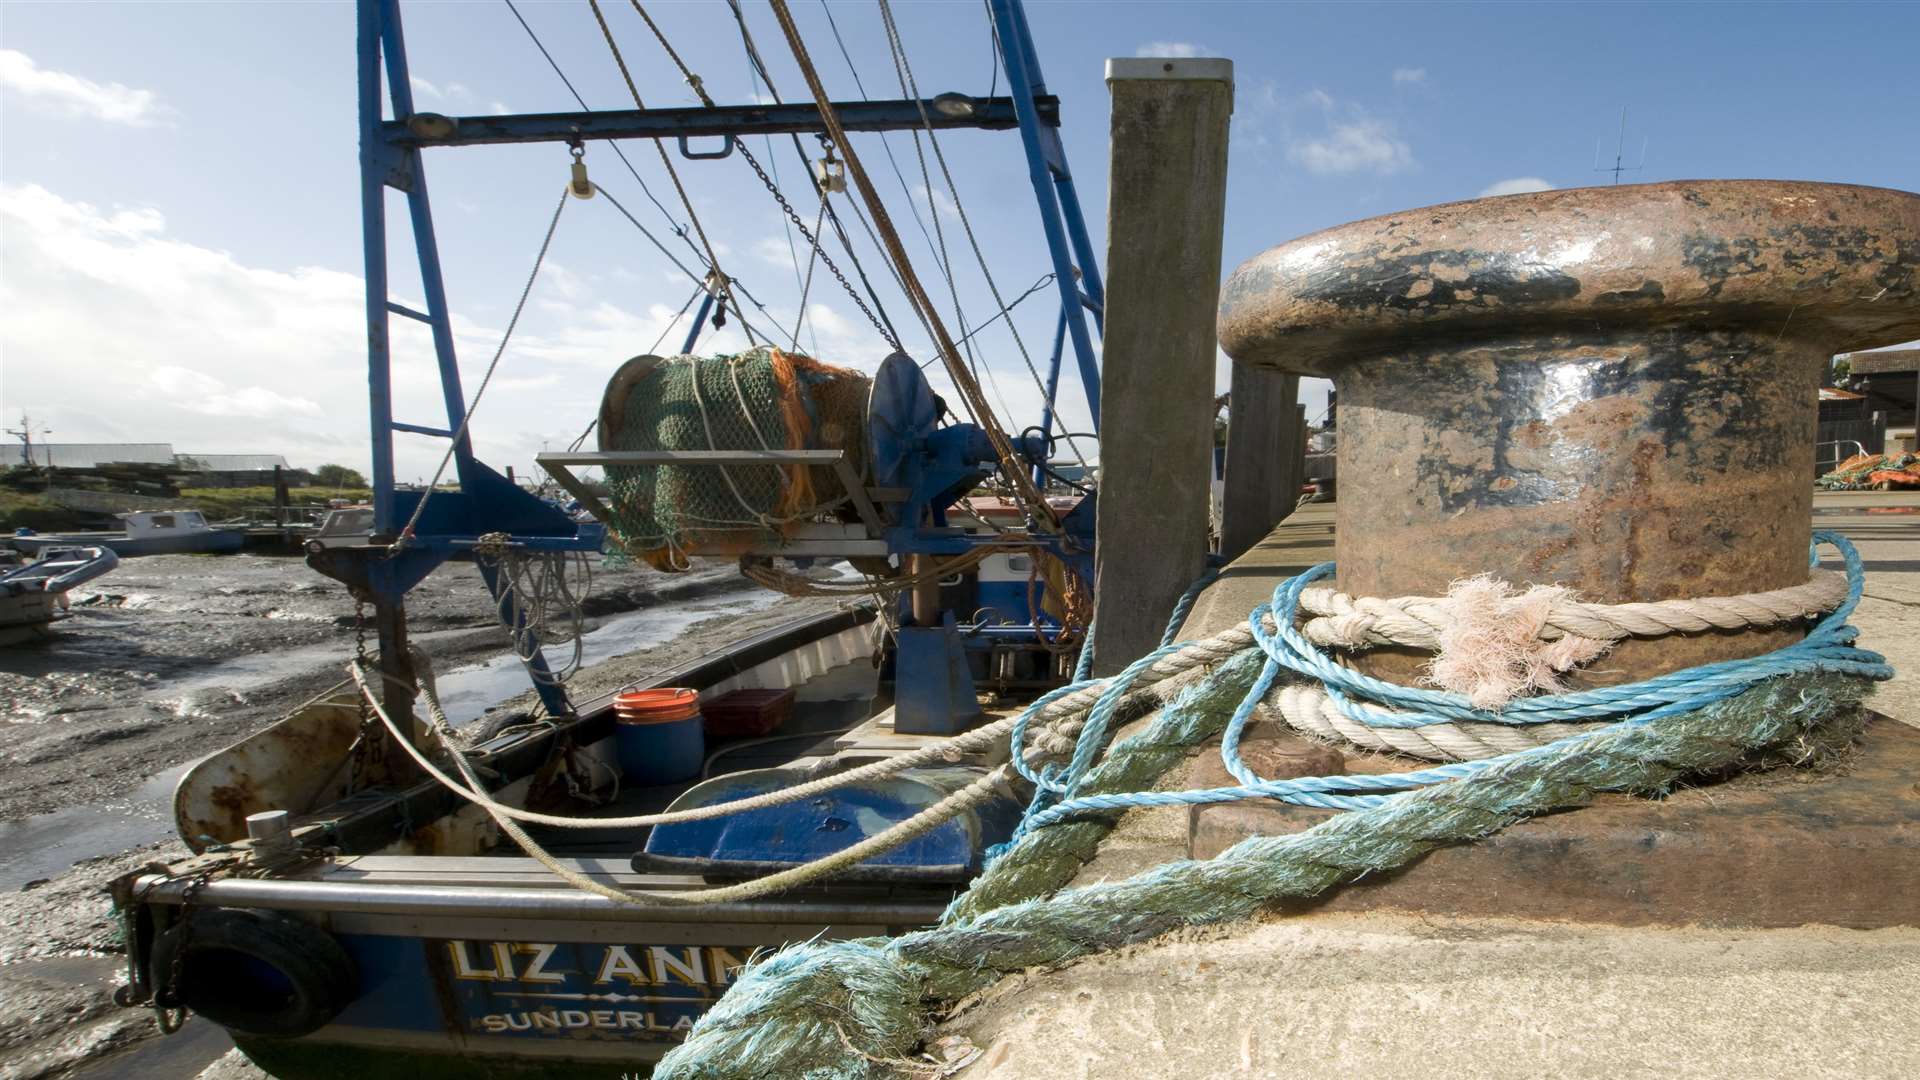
[0, 550, 839, 1078]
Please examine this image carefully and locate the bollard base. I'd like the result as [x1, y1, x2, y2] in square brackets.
[1187, 718, 1920, 928]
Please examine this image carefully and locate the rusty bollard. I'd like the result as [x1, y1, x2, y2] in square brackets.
[1219, 180, 1920, 684]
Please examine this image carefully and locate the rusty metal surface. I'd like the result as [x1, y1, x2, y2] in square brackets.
[1187, 717, 1920, 929]
[1217, 180, 1920, 683]
[175, 695, 362, 850]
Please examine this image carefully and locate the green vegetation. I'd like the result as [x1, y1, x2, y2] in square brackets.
[0, 490, 74, 532]
[314, 464, 369, 487]
[0, 486, 373, 531]
[175, 486, 372, 522]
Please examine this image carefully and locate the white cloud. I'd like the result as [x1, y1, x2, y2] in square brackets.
[1136, 42, 1213, 58]
[914, 183, 960, 221]
[1479, 176, 1556, 197]
[0, 50, 173, 127]
[489, 101, 512, 116]
[408, 76, 471, 104]
[0, 183, 632, 478]
[0, 183, 934, 485]
[1288, 118, 1413, 175]
[755, 235, 798, 267]
[148, 366, 323, 418]
[1392, 67, 1427, 84]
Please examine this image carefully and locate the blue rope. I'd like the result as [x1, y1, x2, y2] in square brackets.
[991, 568, 1221, 859]
[1017, 531, 1889, 827]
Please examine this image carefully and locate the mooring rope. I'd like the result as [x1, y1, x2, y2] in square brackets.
[653, 533, 1888, 1079]
[1298, 568, 1849, 649]
[656, 674, 1872, 1080]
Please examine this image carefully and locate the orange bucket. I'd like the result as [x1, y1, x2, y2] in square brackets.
[614, 687, 701, 724]
[612, 688, 705, 785]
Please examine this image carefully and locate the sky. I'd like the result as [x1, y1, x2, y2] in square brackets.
[3, 0, 1917, 482]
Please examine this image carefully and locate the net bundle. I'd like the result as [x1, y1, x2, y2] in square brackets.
[598, 348, 871, 570]
[1817, 451, 1920, 491]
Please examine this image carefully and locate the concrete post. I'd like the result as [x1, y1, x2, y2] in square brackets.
[1090, 57, 1233, 675]
[1219, 366, 1301, 562]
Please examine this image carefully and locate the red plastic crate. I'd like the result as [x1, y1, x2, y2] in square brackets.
[701, 688, 796, 739]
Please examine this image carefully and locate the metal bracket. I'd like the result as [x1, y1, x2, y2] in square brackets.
[677, 134, 737, 160]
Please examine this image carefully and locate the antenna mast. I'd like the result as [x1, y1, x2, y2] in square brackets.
[1594, 107, 1647, 185]
[5, 413, 52, 471]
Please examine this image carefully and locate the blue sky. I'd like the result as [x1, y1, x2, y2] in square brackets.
[3, 0, 1916, 480]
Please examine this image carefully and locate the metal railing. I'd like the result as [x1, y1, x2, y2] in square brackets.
[1814, 439, 1867, 477]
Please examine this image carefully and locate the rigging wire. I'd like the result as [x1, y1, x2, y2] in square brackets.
[790, 194, 829, 347]
[763, 0, 1056, 525]
[591, 184, 776, 345]
[878, 0, 1089, 470]
[584, 0, 737, 312]
[503, 0, 790, 346]
[622, 0, 901, 351]
[727, 0, 909, 354]
[872, 5, 1020, 432]
[919, 271, 1054, 364]
[396, 189, 570, 547]
[502, 0, 700, 268]
[814, 0, 1001, 405]
[817, 2, 949, 311]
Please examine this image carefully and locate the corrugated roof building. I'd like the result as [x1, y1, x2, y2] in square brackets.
[12, 443, 176, 469]
[176, 453, 291, 471]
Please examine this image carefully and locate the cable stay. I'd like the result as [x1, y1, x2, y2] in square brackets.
[343, 0, 1111, 736]
[761, 0, 1058, 526]
[878, 0, 1093, 470]
[725, 0, 908, 354]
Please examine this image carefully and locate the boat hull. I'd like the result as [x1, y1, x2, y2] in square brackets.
[0, 591, 60, 644]
[231, 892, 937, 1078]
[119, 607, 993, 1078]
[12, 529, 246, 557]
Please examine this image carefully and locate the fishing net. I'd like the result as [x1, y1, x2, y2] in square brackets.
[1818, 451, 1920, 490]
[597, 348, 871, 570]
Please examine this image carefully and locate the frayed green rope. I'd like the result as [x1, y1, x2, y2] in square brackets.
[654, 672, 1871, 1080]
[944, 649, 1266, 923]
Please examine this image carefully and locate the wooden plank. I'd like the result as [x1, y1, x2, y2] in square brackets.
[1089, 57, 1235, 675]
[1219, 366, 1301, 562]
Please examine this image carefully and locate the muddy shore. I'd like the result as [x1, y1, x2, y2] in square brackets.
[0, 550, 835, 1078]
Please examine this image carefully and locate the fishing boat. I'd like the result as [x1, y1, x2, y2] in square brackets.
[0, 544, 118, 645]
[110, 0, 1108, 1074]
[305, 505, 376, 551]
[10, 509, 245, 557]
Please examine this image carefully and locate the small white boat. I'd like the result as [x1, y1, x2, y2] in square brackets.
[0, 545, 118, 644]
[10, 509, 246, 557]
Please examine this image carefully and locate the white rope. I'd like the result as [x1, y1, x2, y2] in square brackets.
[345, 627, 1230, 834]
[351, 653, 1032, 905]
[394, 188, 568, 549]
[1268, 683, 1604, 762]
[1300, 569, 1848, 649]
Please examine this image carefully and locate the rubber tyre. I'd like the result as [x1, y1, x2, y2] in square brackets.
[152, 907, 357, 1038]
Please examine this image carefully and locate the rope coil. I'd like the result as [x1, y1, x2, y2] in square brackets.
[654, 533, 1890, 1078]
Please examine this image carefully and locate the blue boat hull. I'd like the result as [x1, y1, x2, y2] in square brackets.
[12, 529, 245, 557]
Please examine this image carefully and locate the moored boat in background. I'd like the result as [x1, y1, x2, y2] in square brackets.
[10, 509, 245, 557]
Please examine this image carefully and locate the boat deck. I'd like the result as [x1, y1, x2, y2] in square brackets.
[520, 662, 884, 856]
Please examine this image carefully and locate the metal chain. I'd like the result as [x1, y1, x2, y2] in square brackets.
[349, 597, 383, 790]
[736, 142, 898, 349]
[151, 867, 213, 1032]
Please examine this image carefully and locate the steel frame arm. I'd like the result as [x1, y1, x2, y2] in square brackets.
[386, 95, 1060, 149]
